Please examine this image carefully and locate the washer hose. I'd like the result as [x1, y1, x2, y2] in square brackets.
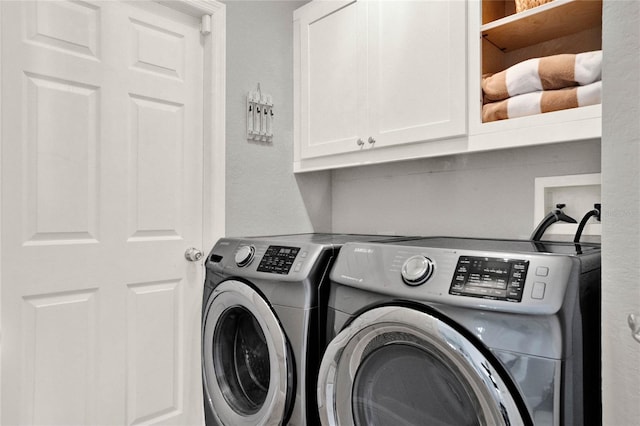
[574, 204, 601, 243]
[530, 204, 577, 241]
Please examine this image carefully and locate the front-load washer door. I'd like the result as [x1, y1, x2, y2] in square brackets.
[202, 280, 294, 426]
[318, 306, 533, 426]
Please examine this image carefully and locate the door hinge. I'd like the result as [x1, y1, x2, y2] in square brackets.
[201, 15, 212, 35]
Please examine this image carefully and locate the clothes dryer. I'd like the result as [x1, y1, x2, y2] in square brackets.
[318, 237, 601, 426]
[202, 233, 411, 426]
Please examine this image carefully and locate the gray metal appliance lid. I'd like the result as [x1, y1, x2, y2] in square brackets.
[393, 237, 600, 255]
[237, 233, 416, 246]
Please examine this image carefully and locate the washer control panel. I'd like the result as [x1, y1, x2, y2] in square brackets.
[449, 256, 529, 302]
[257, 245, 300, 274]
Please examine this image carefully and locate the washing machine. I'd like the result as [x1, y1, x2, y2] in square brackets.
[202, 233, 412, 426]
[317, 237, 601, 426]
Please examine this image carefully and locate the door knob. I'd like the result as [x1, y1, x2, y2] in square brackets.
[185, 247, 203, 262]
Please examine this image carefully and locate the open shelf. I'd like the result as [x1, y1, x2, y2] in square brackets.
[477, 0, 603, 125]
[482, 0, 602, 52]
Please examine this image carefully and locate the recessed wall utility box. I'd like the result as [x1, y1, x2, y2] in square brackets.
[534, 173, 601, 236]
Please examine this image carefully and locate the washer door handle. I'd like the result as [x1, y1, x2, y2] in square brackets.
[185, 247, 203, 262]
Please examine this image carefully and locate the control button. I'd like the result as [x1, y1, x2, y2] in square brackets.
[507, 288, 522, 297]
[488, 289, 507, 298]
[451, 283, 464, 291]
[300, 251, 308, 258]
[234, 245, 255, 267]
[509, 280, 522, 289]
[532, 282, 546, 299]
[401, 255, 435, 286]
[536, 266, 549, 277]
[294, 262, 302, 272]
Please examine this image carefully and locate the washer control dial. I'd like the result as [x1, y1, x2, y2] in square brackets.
[234, 245, 255, 267]
[401, 255, 435, 286]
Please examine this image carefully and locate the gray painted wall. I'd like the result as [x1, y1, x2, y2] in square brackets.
[601, 0, 640, 422]
[225, 0, 330, 237]
[331, 140, 601, 239]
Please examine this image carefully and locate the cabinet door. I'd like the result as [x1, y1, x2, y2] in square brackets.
[297, 0, 367, 159]
[367, 0, 467, 148]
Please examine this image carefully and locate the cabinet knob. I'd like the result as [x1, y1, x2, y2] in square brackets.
[368, 136, 376, 144]
[356, 138, 364, 146]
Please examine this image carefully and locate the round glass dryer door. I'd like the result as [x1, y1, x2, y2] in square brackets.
[317, 306, 532, 426]
[203, 280, 293, 426]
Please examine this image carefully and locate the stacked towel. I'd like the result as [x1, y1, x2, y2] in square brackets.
[482, 50, 602, 122]
[483, 81, 601, 122]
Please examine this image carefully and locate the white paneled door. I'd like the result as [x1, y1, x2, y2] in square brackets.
[1, 1, 215, 425]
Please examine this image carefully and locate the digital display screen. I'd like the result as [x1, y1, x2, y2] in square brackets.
[465, 260, 511, 288]
[450, 256, 529, 302]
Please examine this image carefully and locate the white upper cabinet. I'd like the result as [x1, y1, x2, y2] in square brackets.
[367, 1, 466, 148]
[294, 0, 467, 169]
[293, 0, 602, 172]
[296, 0, 367, 159]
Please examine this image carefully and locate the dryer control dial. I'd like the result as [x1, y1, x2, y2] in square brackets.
[401, 255, 435, 286]
[234, 245, 255, 267]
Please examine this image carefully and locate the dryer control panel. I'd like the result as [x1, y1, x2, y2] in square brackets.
[329, 238, 590, 315]
[450, 256, 529, 302]
[257, 246, 300, 274]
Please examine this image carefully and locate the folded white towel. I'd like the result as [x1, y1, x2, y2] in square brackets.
[483, 51, 602, 102]
[483, 80, 602, 122]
